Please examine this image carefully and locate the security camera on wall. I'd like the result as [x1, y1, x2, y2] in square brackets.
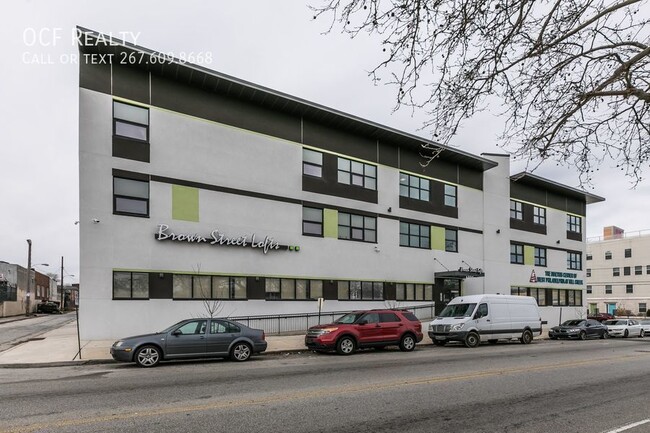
[92, 218, 100, 224]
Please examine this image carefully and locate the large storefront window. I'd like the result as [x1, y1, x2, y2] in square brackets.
[265, 278, 323, 300]
[337, 281, 383, 300]
[172, 274, 246, 299]
[511, 286, 580, 306]
[396, 283, 433, 301]
[113, 271, 149, 299]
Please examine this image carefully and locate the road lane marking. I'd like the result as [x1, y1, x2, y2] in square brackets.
[603, 419, 650, 433]
[3, 352, 650, 433]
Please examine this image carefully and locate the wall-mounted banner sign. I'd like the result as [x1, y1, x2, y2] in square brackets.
[534, 270, 583, 285]
[154, 224, 300, 254]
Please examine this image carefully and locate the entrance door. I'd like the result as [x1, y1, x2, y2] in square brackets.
[434, 278, 462, 315]
[607, 303, 617, 315]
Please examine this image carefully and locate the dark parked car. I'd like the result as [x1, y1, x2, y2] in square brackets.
[36, 301, 61, 314]
[549, 319, 608, 340]
[111, 318, 267, 367]
[305, 309, 423, 355]
[587, 312, 615, 322]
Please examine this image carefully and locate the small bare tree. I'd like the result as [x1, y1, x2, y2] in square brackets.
[311, 0, 650, 185]
[192, 264, 224, 318]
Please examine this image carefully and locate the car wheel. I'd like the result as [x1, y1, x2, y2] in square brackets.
[624, 329, 629, 338]
[135, 345, 161, 368]
[399, 334, 416, 352]
[464, 332, 480, 348]
[639, 330, 645, 338]
[488, 339, 498, 344]
[520, 330, 533, 344]
[432, 339, 447, 346]
[230, 342, 252, 362]
[336, 336, 356, 355]
[601, 331, 609, 339]
[579, 331, 587, 341]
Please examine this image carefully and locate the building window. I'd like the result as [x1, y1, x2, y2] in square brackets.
[625, 248, 632, 258]
[444, 184, 457, 207]
[400, 222, 430, 249]
[567, 214, 582, 234]
[529, 288, 546, 306]
[337, 157, 376, 190]
[337, 281, 384, 300]
[511, 286, 528, 296]
[396, 283, 433, 301]
[613, 267, 620, 277]
[445, 229, 458, 253]
[624, 266, 631, 276]
[113, 101, 149, 141]
[640, 303, 647, 314]
[586, 254, 592, 261]
[338, 212, 376, 243]
[113, 271, 149, 299]
[586, 285, 592, 294]
[605, 285, 612, 294]
[399, 173, 430, 201]
[113, 177, 149, 217]
[511, 244, 524, 264]
[302, 149, 323, 177]
[510, 200, 523, 220]
[635, 265, 642, 275]
[265, 278, 323, 300]
[626, 284, 634, 294]
[533, 206, 546, 225]
[647, 265, 650, 274]
[302, 207, 323, 236]
[534, 247, 547, 267]
[586, 268, 591, 277]
[172, 274, 246, 299]
[567, 252, 582, 270]
[605, 251, 612, 260]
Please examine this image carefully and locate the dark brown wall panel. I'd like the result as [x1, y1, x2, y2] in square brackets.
[149, 273, 172, 299]
[79, 61, 111, 94]
[247, 277, 266, 300]
[302, 120, 377, 162]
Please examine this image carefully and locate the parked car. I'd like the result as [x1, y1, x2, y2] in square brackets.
[548, 319, 608, 340]
[110, 318, 267, 367]
[305, 309, 423, 355]
[602, 319, 645, 338]
[639, 319, 650, 334]
[36, 301, 61, 314]
[428, 294, 541, 348]
[587, 312, 615, 322]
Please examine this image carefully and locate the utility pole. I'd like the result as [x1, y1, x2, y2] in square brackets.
[26, 239, 32, 316]
[60, 256, 65, 311]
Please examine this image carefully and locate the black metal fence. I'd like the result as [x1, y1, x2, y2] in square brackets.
[230, 303, 436, 335]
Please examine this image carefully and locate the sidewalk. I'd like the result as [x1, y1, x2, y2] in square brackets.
[0, 320, 307, 368]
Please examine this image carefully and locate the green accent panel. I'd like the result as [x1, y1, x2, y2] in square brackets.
[323, 209, 338, 238]
[431, 226, 446, 251]
[172, 185, 199, 222]
[524, 245, 534, 266]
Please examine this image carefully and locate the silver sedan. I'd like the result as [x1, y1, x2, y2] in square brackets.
[603, 319, 645, 338]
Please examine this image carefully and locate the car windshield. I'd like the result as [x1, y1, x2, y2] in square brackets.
[604, 320, 627, 325]
[562, 320, 585, 326]
[438, 303, 477, 318]
[335, 312, 366, 324]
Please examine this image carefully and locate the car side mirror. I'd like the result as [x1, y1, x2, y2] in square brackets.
[474, 312, 483, 319]
[172, 330, 182, 336]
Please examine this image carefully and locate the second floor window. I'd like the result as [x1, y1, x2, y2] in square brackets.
[613, 267, 620, 276]
[567, 214, 582, 233]
[535, 247, 547, 267]
[511, 244, 524, 264]
[567, 252, 582, 270]
[113, 177, 149, 217]
[302, 207, 323, 236]
[338, 212, 376, 243]
[510, 200, 523, 220]
[444, 184, 457, 207]
[445, 229, 458, 252]
[400, 222, 430, 249]
[399, 173, 430, 201]
[338, 157, 376, 190]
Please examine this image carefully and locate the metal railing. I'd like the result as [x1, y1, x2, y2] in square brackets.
[229, 303, 436, 335]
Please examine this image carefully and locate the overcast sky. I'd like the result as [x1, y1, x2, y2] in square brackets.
[2, 1, 648, 284]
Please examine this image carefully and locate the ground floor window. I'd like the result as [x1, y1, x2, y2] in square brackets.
[113, 271, 149, 299]
[639, 303, 647, 314]
[265, 278, 323, 300]
[172, 274, 246, 300]
[510, 286, 580, 306]
[396, 283, 433, 301]
[337, 281, 384, 300]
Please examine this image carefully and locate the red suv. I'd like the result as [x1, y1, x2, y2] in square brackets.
[588, 312, 616, 322]
[305, 309, 423, 355]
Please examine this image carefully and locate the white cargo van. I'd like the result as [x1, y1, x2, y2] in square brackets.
[428, 294, 542, 348]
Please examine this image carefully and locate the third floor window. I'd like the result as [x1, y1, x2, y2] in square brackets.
[399, 173, 429, 201]
[337, 157, 376, 190]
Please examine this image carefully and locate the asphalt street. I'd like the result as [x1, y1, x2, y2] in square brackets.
[1, 336, 649, 433]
